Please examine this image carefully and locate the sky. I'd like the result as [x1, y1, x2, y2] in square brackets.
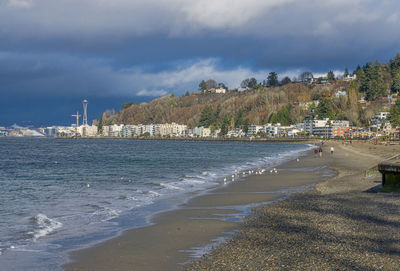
[1, 0, 400, 126]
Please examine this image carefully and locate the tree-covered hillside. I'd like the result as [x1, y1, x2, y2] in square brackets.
[100, 54, 400, 129]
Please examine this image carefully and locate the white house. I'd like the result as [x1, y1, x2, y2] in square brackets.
[344, 74, 357, 81]
[335, 90, 347, 98]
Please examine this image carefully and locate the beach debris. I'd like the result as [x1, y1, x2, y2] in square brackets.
[297, 158, 300, 162]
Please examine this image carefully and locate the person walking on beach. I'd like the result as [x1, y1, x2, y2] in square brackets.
[318, 146, 323, 157]
[330, 146, 334, 155]
[314, 148, 318, 158]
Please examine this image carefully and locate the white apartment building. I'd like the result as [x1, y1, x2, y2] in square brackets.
[248, 125, 264, 135]
[102, 125, 110, 137]
[103, 124, 123, 137]
[304, 119, 349, 137]
[192, 126, 211, 137]
[78, 125, 98, 137]
[122, 125, 137, 137]
[158, 123, 187, 137]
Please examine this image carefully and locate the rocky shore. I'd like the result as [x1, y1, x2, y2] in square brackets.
[184, 141, 400, 270]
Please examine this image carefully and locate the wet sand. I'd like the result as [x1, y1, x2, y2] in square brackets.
[184, 141, 400, 270]
[64, 146, 331, 271]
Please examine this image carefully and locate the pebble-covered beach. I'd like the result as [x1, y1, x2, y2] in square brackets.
[184, 142, 400, 270]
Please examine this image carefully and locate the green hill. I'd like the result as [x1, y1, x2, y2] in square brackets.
[100, 54, 400, 129]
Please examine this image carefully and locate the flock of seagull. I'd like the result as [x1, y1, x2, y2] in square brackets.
[223, 167, 278, 184]
[222, 157, 300, 185]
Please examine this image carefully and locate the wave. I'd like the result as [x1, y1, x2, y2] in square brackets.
[30, 213, 62, 240]
[160, 183, 184, 190]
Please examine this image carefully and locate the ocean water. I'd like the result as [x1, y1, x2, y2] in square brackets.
[0, 138, 312, 270]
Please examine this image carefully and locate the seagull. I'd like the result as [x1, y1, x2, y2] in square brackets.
[297, 158, 300, 162]
[87, 183, 91, 188]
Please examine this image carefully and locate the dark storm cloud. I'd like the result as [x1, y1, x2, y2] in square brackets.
[0, 0, 400, 97]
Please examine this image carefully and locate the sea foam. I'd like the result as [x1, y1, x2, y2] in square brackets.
[31, 213, 62, 240]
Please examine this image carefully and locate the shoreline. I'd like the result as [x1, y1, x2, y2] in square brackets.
[184, 141, 400, 270]
[63, 144, 332, 271]
[63, 140, 400, 271]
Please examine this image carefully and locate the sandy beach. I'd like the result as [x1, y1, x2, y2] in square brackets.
[185, 141, 400, 270]
[64, 141, 400, 271]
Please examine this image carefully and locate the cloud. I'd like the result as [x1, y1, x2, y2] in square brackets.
[0, 52, 273, 96]
[177, 0, 294, 31]
[1, 0, 399, 40]
[6, 0, 33, 9]
[136, 89, 168, 97]
[1, 0, 400, 101]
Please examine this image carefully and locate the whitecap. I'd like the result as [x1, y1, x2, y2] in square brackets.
[30, 213, 62, 240]
[160, 183, 184, 190]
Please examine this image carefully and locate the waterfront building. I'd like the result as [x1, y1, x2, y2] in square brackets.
[158, 123, 187, 137]
[192, 126, 211, 137]
[78, 125, 97, 137]
[122, 125, 137, 137]
[102, 125, 110, 137]
[304, 119, 349, 138]
[108, 124, 124, 137]
[248, 125, 264, 135]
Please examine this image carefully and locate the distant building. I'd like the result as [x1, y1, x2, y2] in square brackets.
[304, 119, 349, 137]
[335, 90, 347, 98]
[192, 126, 211, 137]
[248, 125, 264, 135]
[344, 74, 357, 81]
[0, 127, 8, 136]
[157, 123, 187, 137]
[203, 88, 226, 94]
[78, 125, 97, 137]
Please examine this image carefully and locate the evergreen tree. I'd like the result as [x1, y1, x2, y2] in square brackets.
[315, 98, 335, 119]
[267, 72, 279, 87]
[220, 116, 230, 136]
[327, 71, 335, 82]
[217, 82, 228, 90]
[357, 61, 386, 100]
[122, 101, 133, 110]
[268, 105, 292, 125]
[344, 68, 349, 77]
[390, 99, 400, 127]
[97, 116, 103, 133]
[198, 80, 207, 91]
[198, 105, 216, 127]
[280, 76, 291, 85]
[392, 71, 400, 93]
[215, 104, 221, 120]
[235, 109, 244, 127]
[242, 119, 249, 134]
